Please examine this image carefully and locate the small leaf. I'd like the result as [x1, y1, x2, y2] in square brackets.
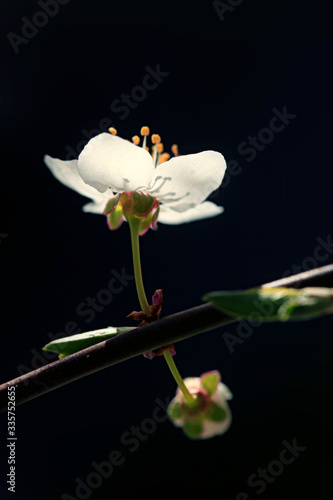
[43, 326, 136, 358]
[203, 287, 332, 322]
[277, 294, 331, 321]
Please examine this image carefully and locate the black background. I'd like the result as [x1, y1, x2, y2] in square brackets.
[1, 0, 333, 498]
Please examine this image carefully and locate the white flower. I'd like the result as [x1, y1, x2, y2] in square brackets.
[167, 370, 233, 439]
[44, 127, 226, 231]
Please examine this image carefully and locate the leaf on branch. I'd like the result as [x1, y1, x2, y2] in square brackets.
[42, 326, 137, 358]
[203, 287, 333, 322]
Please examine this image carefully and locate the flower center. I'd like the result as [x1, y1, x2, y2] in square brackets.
[108, 125, 180, 168]
[182, 391, 208, 416]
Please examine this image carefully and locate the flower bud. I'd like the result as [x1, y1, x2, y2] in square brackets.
[167, 370, 233, 439]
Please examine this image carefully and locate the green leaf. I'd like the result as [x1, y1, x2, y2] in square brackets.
[205, 402, 227, 422]
[276, 295, 329, 321]
[43, 326, 136, 358]
[201, 371, 220, 395]
[183, 417, 203, 439]
[203, 287, 332, 322]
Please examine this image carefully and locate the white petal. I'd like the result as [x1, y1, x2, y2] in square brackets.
[158, 201, 224, 225]
[214, 382, 233, 402]
[82, 199, 109, 214]
[176, 377, 201, 397]
[151, 151, 226, 212]
[44, 155, 102, 199]
[78, 133, 155, 193]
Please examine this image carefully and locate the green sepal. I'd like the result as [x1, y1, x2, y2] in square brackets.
[201, 371, 220, 395]
[43, 326, 136, 358]
[183, 417, 203, 439]
[103, 193, 121, 214]
[203, 287, 332, 322]
[205, 402, 227, 422]
[167, 400, 182, 421]
[138, 211, 154, 235]
[131, 192, 156, 217]
[107, 204, 124, 229]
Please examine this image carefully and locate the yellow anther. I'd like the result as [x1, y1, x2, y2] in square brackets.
[145, 146, 149, 151]
[109, 127, 117, 135]
[151, 134, 161, 144]
[140, 126, 150, 136]
[157, 143, 164, 153]
[171, 144, 178, 156]
[132, 135, 140, 145]
[158, 153, 171, 164]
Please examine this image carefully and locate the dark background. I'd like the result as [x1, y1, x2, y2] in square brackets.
[1, 0, 333, 498]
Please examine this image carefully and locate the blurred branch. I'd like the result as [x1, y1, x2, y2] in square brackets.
[1, 264, 333, 412]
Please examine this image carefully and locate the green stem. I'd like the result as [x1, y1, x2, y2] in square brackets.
[163, 350, 195, 405]
[128, 219, 151, 316]
[128, 217, 195, 405]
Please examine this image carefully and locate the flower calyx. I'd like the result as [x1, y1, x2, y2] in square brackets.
[103, 191, 160, 235]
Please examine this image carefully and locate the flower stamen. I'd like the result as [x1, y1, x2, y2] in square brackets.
[151, 134, 161, 167]
[151, 134, 161, 144]
[140, 126, 150, 150]
[158, 152, 171, 164]
[109, 127, 117, 135]
[149, 175, 172, 194]
[156, 142, 164, 166]
[171, 144, 179, 156]
[132, 126, 175, 165]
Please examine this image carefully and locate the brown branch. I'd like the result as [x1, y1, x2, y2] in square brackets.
[0, 264, 333, 412]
